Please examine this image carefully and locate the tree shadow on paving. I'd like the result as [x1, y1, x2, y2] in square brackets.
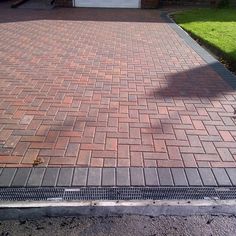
[148, 63, 236, 137]
[153, 63, 236, 99]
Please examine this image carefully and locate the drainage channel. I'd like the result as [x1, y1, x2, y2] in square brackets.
[1, 187, 236, 201]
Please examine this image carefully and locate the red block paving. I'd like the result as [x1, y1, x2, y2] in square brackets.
[0, 4, 236, 168]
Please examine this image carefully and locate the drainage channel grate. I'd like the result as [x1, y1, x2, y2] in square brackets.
[0, 188, 64, 201]
[0, 187, 236, 201]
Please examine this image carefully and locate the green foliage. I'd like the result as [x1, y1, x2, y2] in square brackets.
[217, 0, 230, 8]
[173, 8, 236, 70]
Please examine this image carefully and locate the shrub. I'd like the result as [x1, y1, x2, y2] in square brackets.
[217, 0, 230, 8]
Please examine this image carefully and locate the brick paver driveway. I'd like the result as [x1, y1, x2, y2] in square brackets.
[0, 3, 236, 170]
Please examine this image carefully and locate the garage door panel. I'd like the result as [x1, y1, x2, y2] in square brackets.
[74, 0, 141, 8]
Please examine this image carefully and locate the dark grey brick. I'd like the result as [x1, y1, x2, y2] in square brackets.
[212, 168, 232, 186]
[42, 168, 59, 187]
[11, 168, 31, 187]
[27, 168, 45, 187]
[226, 168, 236, 186]
[72, 168, 88, 186]
[57, 168, 74, 187]
[0, 168, 16, 187]
[199, 168, 217, 186]
[157, 168, 174, 186]
[87, 168, 102, 186]
[130, 168, 145, 186]
[185, 168, 202, 186]
[144, 168, 159, 186]
[171, 168, 188, 186]
[102, 168, 115, 186]
[116, 168, 130, 186]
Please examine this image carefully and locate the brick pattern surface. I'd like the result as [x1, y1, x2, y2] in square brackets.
[0, 6, 236, 168]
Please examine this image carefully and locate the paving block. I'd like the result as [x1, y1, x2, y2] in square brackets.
[0, 8, 236, 171]
[199, 168, 217, 186]
[87, 168, 102, 186]
[226, 168, 236, 186]
[116, 168, 130, 186]
[72, 168, 88, 186]
[171, 168, 188, 186]
[157, 168, 174, 186]
[57, 168, 74, 187]
[0, 168, 17, 187]
[185, 168, 202, 186]
[11, 168, 31, 187]
[212, 168, 232, 186]
[144, 168, 159, 186]
[42, 168, 60, 187]
[102, 168, 115, 186]
[130, 168, 145, 186]
[27, 168, 45, 187]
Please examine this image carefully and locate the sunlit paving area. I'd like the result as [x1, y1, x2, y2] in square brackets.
[0, 2, 236, 188]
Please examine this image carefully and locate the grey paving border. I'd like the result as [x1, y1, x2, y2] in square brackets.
[161, 12, 236, 89]
[1, 167, 236, 187]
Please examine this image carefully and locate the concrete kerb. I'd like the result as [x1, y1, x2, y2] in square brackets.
[1, 200, 236, 220]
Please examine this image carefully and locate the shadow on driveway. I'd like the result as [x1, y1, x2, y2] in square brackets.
[153, 63, 235, 99]
[0, 1, 165, 24]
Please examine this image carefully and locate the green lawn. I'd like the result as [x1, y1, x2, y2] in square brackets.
[173, 8, 236, 70]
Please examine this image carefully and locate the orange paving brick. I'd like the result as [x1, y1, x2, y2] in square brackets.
[0, 6, 235, 168]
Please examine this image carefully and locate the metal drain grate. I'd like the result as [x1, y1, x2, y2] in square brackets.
[0, 188, 64, 201]
[63, 188, 220, 201]
[0, 187, 236, 202]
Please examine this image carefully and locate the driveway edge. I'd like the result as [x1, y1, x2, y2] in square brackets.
[1, 200, 236, 220]
[161, 11, 236, 89]
[1, 167, 236, 187]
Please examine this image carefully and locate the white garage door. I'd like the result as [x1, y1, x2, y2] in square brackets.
[74, 0, 141, 8]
